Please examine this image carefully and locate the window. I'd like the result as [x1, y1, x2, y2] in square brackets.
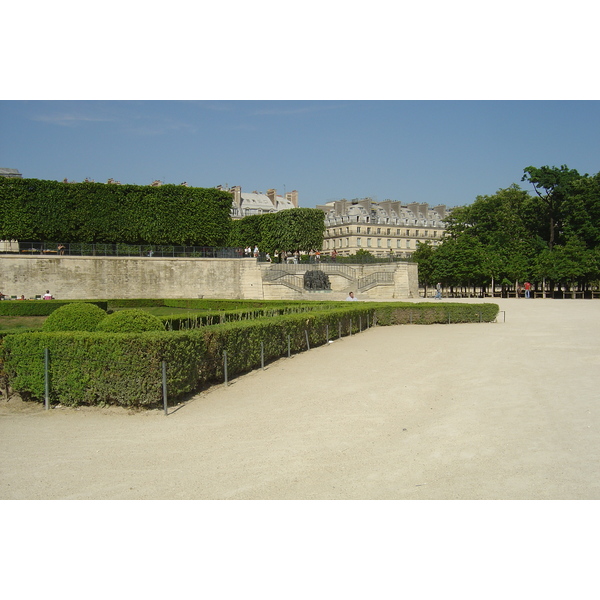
[387, 239, 391, 248]
[397, 239, 401, 248]
[406, 229, 410, 236]
[346, 238, 350, 247]
[377, 238, 382, 247]
[415, 230, 420, 237]
[367, 227, 371, 234]
[367, 238, 372, 247]
[346, 227, 350, 234]
[357, 237, 362, 247]
[396, 229, 400, 235]
[406, 240, 411, 248]
[386, 228, 391, 235]
[357, 226, 361, 233]
[377, 228, 381, 234]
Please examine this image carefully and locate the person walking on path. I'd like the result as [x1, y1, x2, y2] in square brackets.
[524, 281, 532, 298]
[435, 282, 442, 299]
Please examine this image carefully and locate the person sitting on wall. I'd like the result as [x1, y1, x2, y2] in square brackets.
[43, 290, 53, 300]
[345, 291, 358, 301]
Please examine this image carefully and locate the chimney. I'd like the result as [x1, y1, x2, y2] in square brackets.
[267, 188, 277, 208]
[287, 190, 299, 208]
[231, 185, 242, 209]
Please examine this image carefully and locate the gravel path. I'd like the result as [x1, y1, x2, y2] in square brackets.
[1, 298, 599, 500]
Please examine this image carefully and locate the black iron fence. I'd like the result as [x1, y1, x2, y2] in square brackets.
[7, 242, 246, 259]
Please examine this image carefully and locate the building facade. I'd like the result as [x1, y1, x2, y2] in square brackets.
[316, 198, 450, 259]
[0, 168, 22, 179]
[221, 185, 299, 219]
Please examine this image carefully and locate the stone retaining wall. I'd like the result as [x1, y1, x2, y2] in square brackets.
[0, 255, 417, 300]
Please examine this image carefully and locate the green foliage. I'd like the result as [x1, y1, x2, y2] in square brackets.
[425, 167, 600, 289]
[521, 165, 585, 249]
[97, 309, 165, 333]
[226, 208, 325, 256]
[1, 330, 205, 407]
[2, 302, 499, 408]
[42, 302, 107, 332]
[0, 178, 233, 246]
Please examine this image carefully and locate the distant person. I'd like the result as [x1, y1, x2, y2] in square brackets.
[19, 295, 26, 300]
[43, 290, 52, 300]
[332, 249, 337, 262]
[346, 292, 358, 301]
[435, 282, 442, 299]
[266, 253, 272, 262]
[524, 281, 532, 298]
[253, 245, 259, 258]
[58, 244, 66, 255]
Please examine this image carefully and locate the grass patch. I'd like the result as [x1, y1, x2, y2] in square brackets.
[0, 316, 47, 331]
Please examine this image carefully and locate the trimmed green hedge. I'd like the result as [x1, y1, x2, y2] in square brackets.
[0, 300, 108, 316]
[97, 309, 165, 333]
[1, 302, 499, 408]
[42, 302, 107, 332]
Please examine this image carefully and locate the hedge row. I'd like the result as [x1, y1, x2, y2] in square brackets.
[1, 303, 499, 408]
[0, 300, 108, 316]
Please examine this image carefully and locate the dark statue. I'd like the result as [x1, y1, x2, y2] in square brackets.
[304, 270, 331, 291]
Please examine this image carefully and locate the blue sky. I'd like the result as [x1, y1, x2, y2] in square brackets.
[1, 100, 598, 208]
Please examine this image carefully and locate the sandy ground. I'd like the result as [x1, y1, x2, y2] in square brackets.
[1, 297, 599, 500]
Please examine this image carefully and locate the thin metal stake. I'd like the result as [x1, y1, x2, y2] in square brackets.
[162, 361, 168, 416]
[287, 335, 291, 357]
[305, 330, 310, 351]
[44, 348, 50, 410]
[326, 324, 329, 342]
[359, 316, 362, 332]
[349, 318, 352, 336]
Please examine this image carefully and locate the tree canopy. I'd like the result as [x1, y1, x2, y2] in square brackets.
[0, 178, 233, 246]
[228, 208, 325, 257]
[412, 166, 600, 291]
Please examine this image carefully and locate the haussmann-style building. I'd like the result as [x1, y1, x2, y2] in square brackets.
[316, 198, 451, 259]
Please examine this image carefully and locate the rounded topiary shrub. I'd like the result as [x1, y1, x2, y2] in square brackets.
[42, 302, 107, 332]
[96, 309, 165, 333]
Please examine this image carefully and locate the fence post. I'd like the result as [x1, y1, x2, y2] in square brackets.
[44, 348, 50, 410]
[359, 316, 362, 332]
[287, 335, 291, 358]
[349, 318, 352, 336]
[305, 330, 310, 351]
[162, 361, 168, 416]
[326, 324, 329, 342]
[223, 350, 228, 386]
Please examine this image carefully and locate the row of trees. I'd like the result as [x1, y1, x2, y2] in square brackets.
[227, 208, 325, 258]
[0, 178, 234, 246]
[413, 165, 600, 293]
[0, 178, 326, 254]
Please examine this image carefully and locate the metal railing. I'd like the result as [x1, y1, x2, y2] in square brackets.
[5, 242, 247, 259]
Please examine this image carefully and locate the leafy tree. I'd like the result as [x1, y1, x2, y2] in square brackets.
[521, 165, 585, 250]
[0, 178, 233, 246]
[412, 241, 436, 289]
